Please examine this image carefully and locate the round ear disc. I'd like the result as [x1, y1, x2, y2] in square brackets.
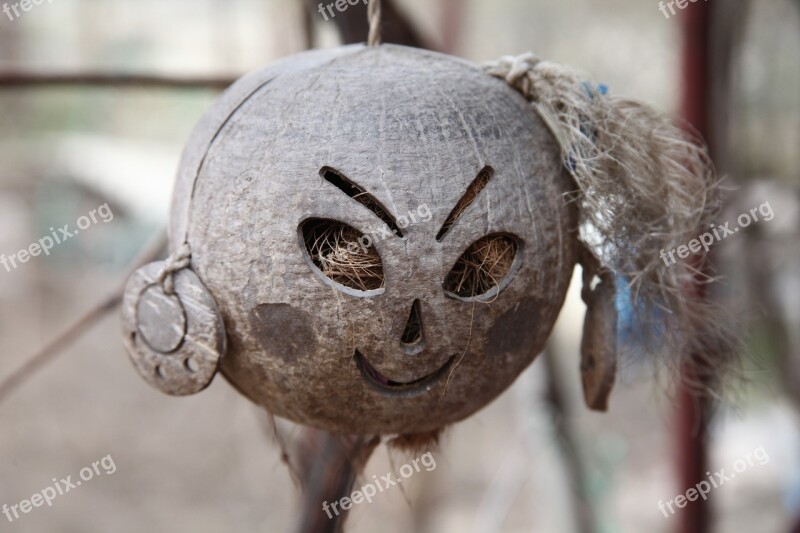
[580, 275, 617, 411]
[578, 245, 618, 412]
[121, 261, 225, 395]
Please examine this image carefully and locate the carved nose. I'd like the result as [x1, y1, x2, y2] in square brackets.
[400, 299, 425, 353]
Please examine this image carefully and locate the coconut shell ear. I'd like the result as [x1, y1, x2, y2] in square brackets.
[578, 247, 617, 412]
[121, 255, 225, 396]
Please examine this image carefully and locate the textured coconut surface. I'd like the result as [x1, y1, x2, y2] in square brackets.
[171, 44, 579, 434]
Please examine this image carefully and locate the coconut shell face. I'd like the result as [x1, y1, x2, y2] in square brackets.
[170, 44, 578, 435]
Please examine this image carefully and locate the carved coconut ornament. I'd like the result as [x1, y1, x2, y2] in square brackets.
[122, 41, 732, 438]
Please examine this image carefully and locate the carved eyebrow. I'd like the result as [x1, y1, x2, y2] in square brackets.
[320, 167, 403, 237]
[435, 166, 494, 241]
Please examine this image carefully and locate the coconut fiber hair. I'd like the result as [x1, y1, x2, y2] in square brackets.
[484, 53, 738, 393]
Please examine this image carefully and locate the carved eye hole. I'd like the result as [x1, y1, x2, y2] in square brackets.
[443, 234, 520, 300]
[300, 218, 385, 293]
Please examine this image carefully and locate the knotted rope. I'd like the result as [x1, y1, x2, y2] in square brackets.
[156, 242, 192, 295]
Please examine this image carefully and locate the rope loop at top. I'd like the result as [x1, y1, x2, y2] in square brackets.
[368, 0, 381, 46]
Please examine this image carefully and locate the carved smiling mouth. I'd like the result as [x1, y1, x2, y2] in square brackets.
[354, 350, 457, 394]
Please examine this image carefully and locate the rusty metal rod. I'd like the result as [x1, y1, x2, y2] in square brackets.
[0, 72, 236, 90]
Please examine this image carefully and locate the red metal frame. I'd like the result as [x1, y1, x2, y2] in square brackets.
[677, 3, 714, 533]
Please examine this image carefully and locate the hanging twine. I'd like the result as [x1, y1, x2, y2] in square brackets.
[156, 242, 192, 295]
[368, 0, 381, 46]
[483, 53, 738, 390]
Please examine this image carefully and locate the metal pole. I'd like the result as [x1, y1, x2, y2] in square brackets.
[677, 3, 714, 533]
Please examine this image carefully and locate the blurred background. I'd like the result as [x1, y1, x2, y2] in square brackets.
[0, 0, 798, 531]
